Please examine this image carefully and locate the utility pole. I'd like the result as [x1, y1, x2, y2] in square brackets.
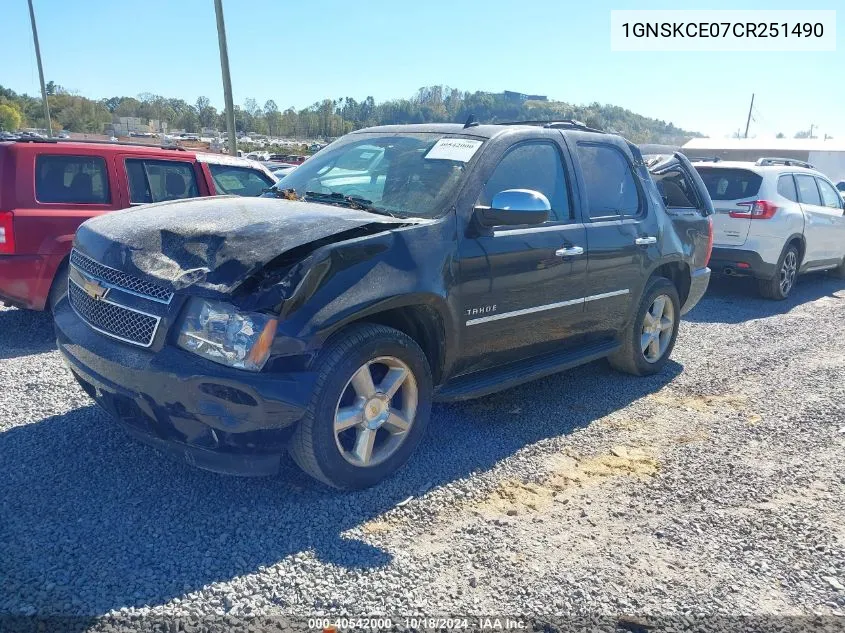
[214, 0, 237, 156]
[809, 124, 815, 139]
[27, 0, 52, 137]
[744, 93, 754, 139]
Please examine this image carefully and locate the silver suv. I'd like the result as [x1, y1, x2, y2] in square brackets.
[693, 157, 845, 299]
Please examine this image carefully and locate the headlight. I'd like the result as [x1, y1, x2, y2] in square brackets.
[176, 298, 278, 371]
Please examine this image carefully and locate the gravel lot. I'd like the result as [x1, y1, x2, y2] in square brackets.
[1, 274, 844, 627]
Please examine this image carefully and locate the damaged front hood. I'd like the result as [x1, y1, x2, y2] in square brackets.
[75, 196, 413, 293]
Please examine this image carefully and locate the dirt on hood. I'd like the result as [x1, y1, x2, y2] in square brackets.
[73, 196, 411, 294]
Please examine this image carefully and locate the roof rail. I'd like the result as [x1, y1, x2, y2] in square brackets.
[688, 156, 722, 163]
[7, 136, 187, 151]
[493, 119, 605, 133]
[755, 157, 814, 169]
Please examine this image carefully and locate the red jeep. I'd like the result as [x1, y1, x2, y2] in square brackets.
[0, 140, 276, 311]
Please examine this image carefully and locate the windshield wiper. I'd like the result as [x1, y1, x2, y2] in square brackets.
[304, 191, 398, 217]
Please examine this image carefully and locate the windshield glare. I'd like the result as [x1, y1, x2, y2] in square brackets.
[264, 133, 480, 217]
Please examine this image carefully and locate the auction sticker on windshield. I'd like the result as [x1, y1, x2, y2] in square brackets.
[425, 138, 483, 162]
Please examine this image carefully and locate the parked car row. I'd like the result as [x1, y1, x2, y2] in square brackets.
[6, 122, 845, 490]
[0, 138, 276, 310]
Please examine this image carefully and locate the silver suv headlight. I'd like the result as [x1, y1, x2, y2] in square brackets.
[176, 298, 278, 371]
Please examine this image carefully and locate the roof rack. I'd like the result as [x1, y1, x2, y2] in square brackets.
[755, 157, 814, 169]
[7, 136, 187, 151]
[493, 119, 605, 133]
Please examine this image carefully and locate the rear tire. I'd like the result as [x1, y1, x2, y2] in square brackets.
[609, 276, 680, 377]
[758, 244, 798, 300]
[289, 323, 432, 490]
[47, 263, 69, 313]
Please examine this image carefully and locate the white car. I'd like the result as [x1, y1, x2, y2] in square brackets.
[693, 157, 845, 299]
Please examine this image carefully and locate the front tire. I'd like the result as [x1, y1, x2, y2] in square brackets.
[758, 244, 798, 300]
[289, 323, 432, 490]
[609, 276, 680, 376]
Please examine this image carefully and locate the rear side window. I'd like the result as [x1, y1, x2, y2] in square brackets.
[777, 175, 798, 202]
[125, 159, 199, 204]
[695, 168, 762, 201]
[816, 178, 843, 209]
[209, 165, 274, 197]
[652, 169, 699, 208]
[795, 174, 822, 206]
[480, 142, 571, 221]
[35, 155, 110, 204]
[576, 144, 640, 219]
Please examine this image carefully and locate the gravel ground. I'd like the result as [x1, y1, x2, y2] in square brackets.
[1, 274, 844, 628]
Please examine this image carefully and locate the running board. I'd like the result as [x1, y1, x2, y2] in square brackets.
[434, 340, 619, 402]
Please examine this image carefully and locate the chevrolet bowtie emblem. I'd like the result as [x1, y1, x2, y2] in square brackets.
[83, 278, 108, 301]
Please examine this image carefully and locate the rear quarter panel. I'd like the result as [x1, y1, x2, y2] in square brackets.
[642, 151, 714, 271]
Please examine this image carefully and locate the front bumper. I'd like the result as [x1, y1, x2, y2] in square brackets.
[680, 266, 710, 315]
[708, 248, 776, 280]
[55, 296, 316, 476]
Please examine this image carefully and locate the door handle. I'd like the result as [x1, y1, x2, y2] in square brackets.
[635, 236, 657, 246]
[555, 245, 584, 257]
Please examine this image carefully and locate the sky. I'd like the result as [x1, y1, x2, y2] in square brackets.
[2, 0, 843, 139]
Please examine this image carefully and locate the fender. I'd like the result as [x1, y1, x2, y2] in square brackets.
[251, 219, 460, 372]
[781, 233, 807, 270]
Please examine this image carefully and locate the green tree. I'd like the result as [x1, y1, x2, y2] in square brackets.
[196, 96, 217, 129]
[0, 103, 22, 131]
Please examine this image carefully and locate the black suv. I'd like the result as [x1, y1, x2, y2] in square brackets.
[55, 123, 713, 489]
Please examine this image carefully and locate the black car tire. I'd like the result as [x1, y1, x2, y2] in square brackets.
[289, 323, 432, 490]
[609, 275, 680, 376]
[758, 244, 799, 300]
[47, 263, 69, 313]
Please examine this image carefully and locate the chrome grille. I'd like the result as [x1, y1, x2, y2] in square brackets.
[70, 249, 173, 303]
[68, 280, 159, 347]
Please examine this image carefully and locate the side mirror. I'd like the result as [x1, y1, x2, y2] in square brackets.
[475, 189, 550, 227]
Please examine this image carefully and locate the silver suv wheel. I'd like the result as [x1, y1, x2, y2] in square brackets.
[333, 356, 418, 467]
[641, 294, 675, 363]
[780, 250, 797, 295]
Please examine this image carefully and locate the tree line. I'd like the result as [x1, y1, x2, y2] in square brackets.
[0, 83, 701, 144]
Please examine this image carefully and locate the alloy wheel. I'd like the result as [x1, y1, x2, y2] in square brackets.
[641, 294, 675, 363]
[333, 356, 418, 467]
[780, 251, 797, 295]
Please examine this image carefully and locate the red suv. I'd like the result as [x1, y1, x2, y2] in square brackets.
[0, 140, 276, 311]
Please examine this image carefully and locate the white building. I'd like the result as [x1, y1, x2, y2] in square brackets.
[682, 137, 845, 184]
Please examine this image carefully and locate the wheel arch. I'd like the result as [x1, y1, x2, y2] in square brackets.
[783, 233, 806, 267]
[648, 259, 691, 308]
[319, 294, 454, 385]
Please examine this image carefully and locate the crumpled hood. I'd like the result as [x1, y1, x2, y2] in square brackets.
[74, 196, 411, 292]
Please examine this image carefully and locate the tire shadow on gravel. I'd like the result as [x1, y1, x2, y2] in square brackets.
[0, 307, 57, 359]
[0, 360, 681, 616]
[684, 272, 845, 325]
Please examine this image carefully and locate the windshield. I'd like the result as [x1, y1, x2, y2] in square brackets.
[263, 132, 482, 218]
